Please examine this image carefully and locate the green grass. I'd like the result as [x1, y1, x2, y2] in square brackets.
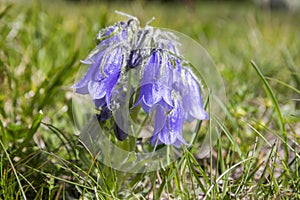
[1, 0, 300, 199]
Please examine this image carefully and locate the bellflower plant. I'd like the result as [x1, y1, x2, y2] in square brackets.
[73, 21, 127, 109]
[73, 15, 208, 148]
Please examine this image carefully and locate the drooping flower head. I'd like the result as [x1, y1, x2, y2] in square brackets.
[73, 16, 208, 147]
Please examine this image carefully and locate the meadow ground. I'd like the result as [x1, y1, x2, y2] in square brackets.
[1, 0, 300, 199]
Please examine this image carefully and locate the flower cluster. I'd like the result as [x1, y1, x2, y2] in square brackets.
[73, 17, 208, 148]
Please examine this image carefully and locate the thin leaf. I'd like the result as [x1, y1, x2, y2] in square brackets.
[0, 139, 27, 200]
[251, 60, 288, 162]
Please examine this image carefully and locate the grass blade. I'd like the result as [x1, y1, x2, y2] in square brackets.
[250, 60, 288, 162]
[0, 139, 27, 200]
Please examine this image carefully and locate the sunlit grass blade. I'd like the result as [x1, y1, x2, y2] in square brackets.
[215, 118, 243, 158]
[246, 120, 300, 160]
[251, 60, 288, 162]
[183, 146, 208, 195]
[204, 157, 252, 200]
[265, 77, 300, 95]
[22, 111, 43, 146]
[235, 137, 258, 196]
[41, 122, 77, 159]
[0, 139, 27, 199]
